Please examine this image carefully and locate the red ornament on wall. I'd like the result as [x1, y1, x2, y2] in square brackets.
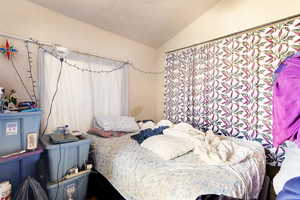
[0, 40, 17, 59]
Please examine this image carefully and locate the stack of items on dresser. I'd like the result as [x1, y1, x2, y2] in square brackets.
[40, 125, 92, 200]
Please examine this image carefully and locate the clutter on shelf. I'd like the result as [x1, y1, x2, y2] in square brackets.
[4, 89, 17, 111]
[0, 87, 39, 113]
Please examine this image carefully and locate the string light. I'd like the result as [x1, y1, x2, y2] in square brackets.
[39, 46, 164, 75]
[24, 40, 38, 103]
[130, 64, 164, 75]
[0, 32, 165, 75]
[2, 34, 165, 107]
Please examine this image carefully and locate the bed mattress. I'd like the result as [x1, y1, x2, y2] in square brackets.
[86, 133, 266, 200]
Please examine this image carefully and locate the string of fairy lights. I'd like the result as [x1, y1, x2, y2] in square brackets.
[1, 34, 164, 105]
[42, 47, 165, 75]
[24, 41, 38, 103]
[33, 39, 164, 75]
[40, 46, 130, 74]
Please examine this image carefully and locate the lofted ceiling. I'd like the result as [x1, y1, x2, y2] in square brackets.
[28, 0, 221, 48]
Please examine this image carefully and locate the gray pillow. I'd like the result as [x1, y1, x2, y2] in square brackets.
[95, 116, 139, 132]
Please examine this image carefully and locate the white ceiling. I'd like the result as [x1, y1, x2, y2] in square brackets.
[28, 0, 220, 48]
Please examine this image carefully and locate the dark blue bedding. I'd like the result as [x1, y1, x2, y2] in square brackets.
[131, 126, 169, 144]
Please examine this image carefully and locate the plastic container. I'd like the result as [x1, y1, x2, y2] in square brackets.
[40, 135, 91, 182]
[0, 148, 43, 195]
[46, 171, 90, 200]
[0, 111, 42, 155]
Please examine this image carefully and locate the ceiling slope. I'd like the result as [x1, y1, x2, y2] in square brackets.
[28, 0, 220, 48]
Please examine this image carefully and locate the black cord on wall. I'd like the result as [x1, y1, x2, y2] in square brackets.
[41, 58, 64, 138]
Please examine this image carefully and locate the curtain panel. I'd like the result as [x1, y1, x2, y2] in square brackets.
[165, 18, 300, 166]
[39, 48, 128, 133]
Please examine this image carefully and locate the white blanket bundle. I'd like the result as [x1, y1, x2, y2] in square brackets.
[159, 121, 253, 165]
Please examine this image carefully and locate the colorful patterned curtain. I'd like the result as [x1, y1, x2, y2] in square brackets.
[165, 17, 300, 165]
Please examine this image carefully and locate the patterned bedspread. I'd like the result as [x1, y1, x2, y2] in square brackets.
[86, 133, 266, 200]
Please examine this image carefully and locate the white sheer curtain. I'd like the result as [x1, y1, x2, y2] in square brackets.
[39, 48, 128, 133]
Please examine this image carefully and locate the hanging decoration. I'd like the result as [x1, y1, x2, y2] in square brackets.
[0, 40, 17, 59]
[40, 46, 164, 75]
[24, 41, 38, 103]
[0, 34, 163, 108]
[0, 32, 164, 75]
[0, 39, 32, 101]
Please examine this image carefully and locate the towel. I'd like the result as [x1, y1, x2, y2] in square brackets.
[272, 54, 300, 148]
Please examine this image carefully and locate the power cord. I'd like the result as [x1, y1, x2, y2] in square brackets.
[41, 58, 64, 138]
[40, 57, 63, 200]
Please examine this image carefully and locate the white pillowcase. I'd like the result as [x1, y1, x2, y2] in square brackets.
[163, 122, 205, 142]
[139, 120, 174, 131]
[95, 116, 139, 132]
[141, 135, 193, 160]
[139, 121, 156, 130]
[157, 120, 174, 128]
[273, 141, 300, 194]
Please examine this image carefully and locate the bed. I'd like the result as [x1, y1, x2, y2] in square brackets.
[86, 133, 266, 200]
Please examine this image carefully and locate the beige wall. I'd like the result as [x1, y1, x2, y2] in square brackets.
[155, 0, 300, 120]
[2, 0, 300, 122]
[0, 0, 158, 121]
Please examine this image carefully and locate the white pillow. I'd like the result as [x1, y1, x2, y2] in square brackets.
[273, 141, 300, 194]
[139, 121, 156, 130]
[141, 135, 193, 160]
[95, 116, 139, 132]
[163, 123, 205, 141]
[163, 129, 192, 140]
[157, 120, 174, 128]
